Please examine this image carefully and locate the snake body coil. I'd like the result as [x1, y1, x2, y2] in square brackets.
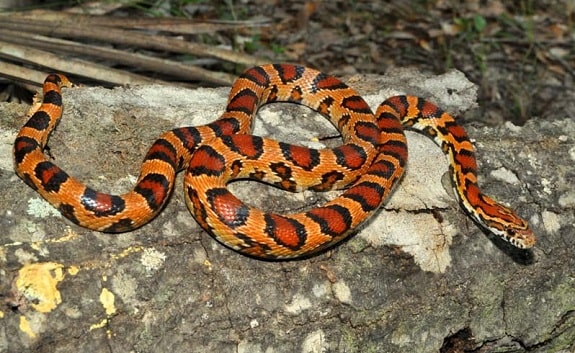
[13, 64, 535, 259]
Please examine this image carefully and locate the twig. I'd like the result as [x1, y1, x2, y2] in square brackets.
[7, 10, 271, 34]
[0, 41, 167, 86]
[0, 60, 49, 87]
[0, 29, 236, 85]
[0, 17, 267, 67]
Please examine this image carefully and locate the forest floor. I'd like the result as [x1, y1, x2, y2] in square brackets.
[1, 1, 573, 126]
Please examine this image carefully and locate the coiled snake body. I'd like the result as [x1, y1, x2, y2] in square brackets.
[13, 64, 535, 259]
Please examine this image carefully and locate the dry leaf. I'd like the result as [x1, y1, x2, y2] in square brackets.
[440, 21, 462, 36]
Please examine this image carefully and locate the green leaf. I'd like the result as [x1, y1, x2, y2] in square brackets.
[473, 15, 487, 33]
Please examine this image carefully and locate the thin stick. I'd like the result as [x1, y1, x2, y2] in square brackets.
[0, 29, 236, 85]
[0, 18, 267, 66]
[0, 41, 166, 86]
[6, 10, 271, 34]
[0, 60, 49, 87]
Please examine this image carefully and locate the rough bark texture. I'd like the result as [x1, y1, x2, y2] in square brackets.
[0, 68, 573, 353]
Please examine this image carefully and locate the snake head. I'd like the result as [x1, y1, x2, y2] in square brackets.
[480, 197, 536, 249]
[495, 224, 536, 249]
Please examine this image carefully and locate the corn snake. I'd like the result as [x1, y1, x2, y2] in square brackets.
[13, 64, 535, 259]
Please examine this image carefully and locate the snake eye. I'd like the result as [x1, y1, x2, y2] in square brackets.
[505, 228, 520, 246]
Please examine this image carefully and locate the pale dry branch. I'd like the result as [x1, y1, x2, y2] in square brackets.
[0, 17, 267, 67]
[0, 29, 236, 85]
[0, 41, 167, 86]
